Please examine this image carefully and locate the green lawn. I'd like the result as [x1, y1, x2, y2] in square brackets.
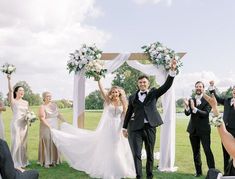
[1, 107, 224, 179]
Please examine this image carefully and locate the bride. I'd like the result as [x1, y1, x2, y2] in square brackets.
[50, 79, 136, 179]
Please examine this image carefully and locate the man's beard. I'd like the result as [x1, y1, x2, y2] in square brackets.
[196, 90, 202, 95]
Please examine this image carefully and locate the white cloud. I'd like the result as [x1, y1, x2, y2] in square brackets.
[132, 0, 173, 6]
[0, 0, 110, 100]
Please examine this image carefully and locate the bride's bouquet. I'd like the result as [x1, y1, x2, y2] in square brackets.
[67, 44, 102, 74]
[25, 111, 38, 126]
[142, 42, 182, 74]
[0, 63, 16, 75]
[85, 59, 107, 80]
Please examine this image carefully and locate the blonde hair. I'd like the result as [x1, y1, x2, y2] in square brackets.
[107, 86, 126, 102]
[42, 91, 51, 102]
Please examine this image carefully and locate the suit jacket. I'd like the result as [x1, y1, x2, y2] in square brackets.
[185, 97, 212, 135]
[0, 139, 39, 179]
[123, 75, 174, 131]
[210, 90, 235, 133]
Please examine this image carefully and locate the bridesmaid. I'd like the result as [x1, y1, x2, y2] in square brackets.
[7, 75, 29, 168]
[38, 91, 65, 168]
[0, 100, 6, 140]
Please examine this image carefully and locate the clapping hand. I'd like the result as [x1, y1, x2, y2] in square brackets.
[183, 98, 189, 108]
[190, 99, 195, 110]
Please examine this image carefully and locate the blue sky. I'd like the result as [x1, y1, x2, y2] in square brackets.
[0, 0, 235, 100]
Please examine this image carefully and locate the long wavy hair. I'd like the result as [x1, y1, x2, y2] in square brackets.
[107, 86, 127, 102]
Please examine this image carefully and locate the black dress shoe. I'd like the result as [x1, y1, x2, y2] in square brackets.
[194, 173, 202, 177]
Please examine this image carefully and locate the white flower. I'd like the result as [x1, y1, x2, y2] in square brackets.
[96, 53, 102, 59]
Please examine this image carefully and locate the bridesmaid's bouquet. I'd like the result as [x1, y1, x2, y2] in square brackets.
[67, 44, 102, 74]
[142, 42, 182, 74]
[25, 111, 37, 126]
[209, 114, 223, 127]
[85, 59, 107, 80]
[0, 63, 16, 75]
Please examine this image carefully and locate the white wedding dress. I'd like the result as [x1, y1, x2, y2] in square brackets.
[51, 103, 136, 179]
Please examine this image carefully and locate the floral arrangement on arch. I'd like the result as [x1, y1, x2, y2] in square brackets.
[0, 63, 16, 75]
[67, 44, 107, 80]
[142, 42, 183, 74]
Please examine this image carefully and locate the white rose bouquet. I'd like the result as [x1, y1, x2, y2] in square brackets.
[142, 42, 182, 74]
[1, 63, 16, 75]
[67, 44, 102, 74]
[85, 59, 107, 80]
[25, 111, 37, 126]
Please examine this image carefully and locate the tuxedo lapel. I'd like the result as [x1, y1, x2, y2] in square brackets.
[134, 90, 143, 105]
[143, 88, 153, 103]
[197, 97, 206, 109]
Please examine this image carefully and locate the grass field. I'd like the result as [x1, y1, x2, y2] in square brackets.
[1, 106, 224, 179]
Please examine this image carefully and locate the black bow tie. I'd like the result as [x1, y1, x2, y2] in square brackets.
[140, 91, 147, 96]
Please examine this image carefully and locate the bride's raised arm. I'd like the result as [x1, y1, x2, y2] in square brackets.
[98, 79, 109, 103]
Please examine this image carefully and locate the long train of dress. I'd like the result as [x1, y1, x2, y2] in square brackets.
[51, 104, 136, 179]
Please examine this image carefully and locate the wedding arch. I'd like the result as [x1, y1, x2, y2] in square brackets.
[72, 52, 186, 172]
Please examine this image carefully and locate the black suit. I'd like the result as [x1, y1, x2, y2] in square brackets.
[185, 97, 215, 175]
[123, 75, 174, 179]
[0, 139, 39, 179]
[210, 90, 235, 172]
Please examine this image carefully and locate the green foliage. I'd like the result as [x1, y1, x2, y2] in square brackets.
[54, 99, 72, 109]
[112, 62, 156, 96]
[0, 92, 3, 101]
[13, 81, 42, 106]
[85, 90, 103, 109]
[220, 86, 233, 98]
[176, 98, 185, 108]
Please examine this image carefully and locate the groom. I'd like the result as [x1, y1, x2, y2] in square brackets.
[123, 59, 177, 179]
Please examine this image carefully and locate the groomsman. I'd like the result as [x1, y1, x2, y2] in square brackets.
[123, 59, 177, 179]
[209, 81, 235, 172]
[184, 81, 215, 177]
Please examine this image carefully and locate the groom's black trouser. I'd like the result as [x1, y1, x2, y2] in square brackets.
[129, 123, 156, 179]
[0, 139, 39, 179]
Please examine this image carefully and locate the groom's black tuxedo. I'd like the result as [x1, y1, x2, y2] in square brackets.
[123, 75, 174, 179]
[0, 139, 39, 179]
[123, 75, 174, 131]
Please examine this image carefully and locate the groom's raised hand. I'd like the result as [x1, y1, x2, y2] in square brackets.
[170, 58, 177, 71]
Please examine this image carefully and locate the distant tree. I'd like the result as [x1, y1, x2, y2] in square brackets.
[85, 90, 103, 109]
[0, 92, 3, 101]
[221, 86, 233, 99]
[176, 98, 185, 108]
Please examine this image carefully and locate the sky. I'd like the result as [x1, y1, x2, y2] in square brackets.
[0, 0, 235, 100]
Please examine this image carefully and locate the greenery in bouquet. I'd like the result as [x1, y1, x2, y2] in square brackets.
[209, 114, 223, 127]
[67, 44, 102, 74]
[1, 63, 16, 75]
[85, 59, 107, 80]
[25, 110, 38, 126]
[142, 42, 183, 74]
